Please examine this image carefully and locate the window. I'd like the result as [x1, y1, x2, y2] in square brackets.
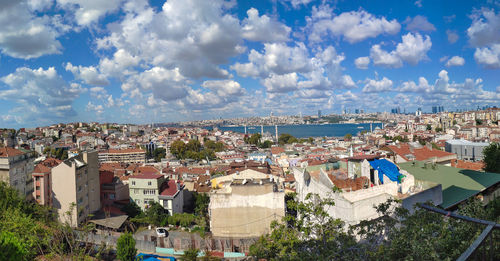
[109, 194, 115, 199]
[135, 199, 140, 204]
[148, 181, 152, 186]
[144, 198, 154, 205]
[143, 189, 156, 195]
[78, 185, 82, 192]
[134, 189, 140, 194]
[132, 181, 136, 186]
[78, 197, 83, 204]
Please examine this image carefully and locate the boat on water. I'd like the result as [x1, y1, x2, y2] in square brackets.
[357, 126, 364, 129]
[248, 127, 256, 129]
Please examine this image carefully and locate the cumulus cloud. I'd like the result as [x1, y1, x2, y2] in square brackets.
[446, 30, 459, 44]
[96, 0, 242, 79]
[307, 9, 400, 43]
[283, 0, 314, 9]
[201, 79, 245, 97]
[445, 56, 465, 67]
[474, 44, 500, 68]
[56, 0, 123, 26]
[354, 56, 370, 69]
[362, 77, 393, 93]
[400, 76, 431, 93]
[0, 67, 84, 123]
[241, 8, 291, 42]
[0, 0, 62, 59]
[65, 62, 109, 86]
[404, 15, 436, 32]
[370, 33, 432, 67]
[123, 67, 188, 101]
[467, 9, 500, 47]
[262, 73, 299, 93]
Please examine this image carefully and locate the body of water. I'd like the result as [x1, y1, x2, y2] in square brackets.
[207, 123, 383, 138]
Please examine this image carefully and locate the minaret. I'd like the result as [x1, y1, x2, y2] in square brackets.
[261, 125, 264, 137]
[244, 125, 247, 135]
[370, 123, 373, 133]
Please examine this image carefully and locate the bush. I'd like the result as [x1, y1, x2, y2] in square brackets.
[116, 232, 136, 261]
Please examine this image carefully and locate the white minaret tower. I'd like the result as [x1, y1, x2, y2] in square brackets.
[244, 125, 247, 135]
[261, 125, 264, 137]
[370, 123, 373, 133]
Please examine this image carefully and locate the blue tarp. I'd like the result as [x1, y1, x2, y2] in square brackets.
[136, 253, 176, 261]
[369, 159, 402, 184]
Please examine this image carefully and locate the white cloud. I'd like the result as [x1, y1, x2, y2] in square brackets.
[86, 101, 104, 116]
[65, 62, 109, 86]
[370, 44, 403, 68]
[283, 0, 313, 9]
[414, 0, 422, 8]
[201, 79, 245, 97]
[370, 33, 432, 67]
[467, 9, 500, 47]
[474, 44, 500, 68]
[262, 73, 299, 93]
[0, 67, 84, 123]
[124, 67, 188, 101]
[241, 8, 291, 42]
[404, 15, 436, 32]
[0, 0, 61, 59]
[446, 30, 459, 44]
[96, 0, 242, 79]
[354, 56, 370, 69]
[362, 77, 393, 93]
[308, 9, 400, 43]
[56, 0, 123, 26]
[400, 76, 431, 93]
[445, 56, 465, 67]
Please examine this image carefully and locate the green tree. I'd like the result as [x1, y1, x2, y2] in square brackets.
[116, 232, 137, 261]
[426, 124, 432, 131]
[204, 140, 225, 152]
[247, 133, 261, 145]
[152, 147, 166, 162]
[121, 201, 142, 218]
[144, 202, 169, 226]
[476, 119, 483, 125]
[0, 231, 29, 261]
[187, 139, 201, 152]
[483, 142, 500, 173]
[170, 140, 187, 159]
[278, 133, 298, 145]
[259, 140, 272, 148]
[435, 127, 443, 132]
[181, 247, 199, 261]
[343, 133, 352, 141]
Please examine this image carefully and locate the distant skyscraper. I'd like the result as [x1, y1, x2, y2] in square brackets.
[318, 110, 322, 118]
[432, 106, 438, 114]
[355, 109, 359, 114]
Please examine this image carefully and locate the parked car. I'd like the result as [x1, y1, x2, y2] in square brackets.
[156, 227, 168, 237]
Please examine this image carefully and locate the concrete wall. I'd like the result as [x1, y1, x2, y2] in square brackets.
[209, 184, 285, 238]
[83, 151, 101, 213]
[402, 183, 442, 214]
[51, 162, 78, 226]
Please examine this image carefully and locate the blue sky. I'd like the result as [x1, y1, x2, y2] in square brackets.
[1, 0, 500, 128]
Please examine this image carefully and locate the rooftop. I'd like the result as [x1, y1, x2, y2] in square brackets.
[0, 147, 25, 157]
[399, 161, 500, 209]
[130, 173, 163, 180]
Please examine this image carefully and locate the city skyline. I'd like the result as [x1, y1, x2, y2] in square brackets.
[1, 0, 500, 128]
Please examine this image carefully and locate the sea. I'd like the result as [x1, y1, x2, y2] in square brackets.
[206, 123, 384, 138]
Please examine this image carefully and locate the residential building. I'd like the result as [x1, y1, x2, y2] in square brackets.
[0, 148, 35, 198]
[32, 158, 61, 206]
[98, 148, 146, 163]
[386, 143, 457, 164]
[128, 174, 184, 214]
[209, 169, 285, 238]
[129, 173, 165, 210]
[51, 151, 101, 227]
[445, 140, 490, 162]
[100, 170, 130, 214]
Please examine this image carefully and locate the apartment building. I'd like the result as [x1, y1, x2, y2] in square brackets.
[98, 148, 146, 163]
[32, 158, 61, 206]
[0, 147, 35, 199]
[51, 151, 100, 227]
[129, 174, 184, 214]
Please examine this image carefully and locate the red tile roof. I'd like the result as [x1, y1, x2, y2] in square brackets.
[387, 143, 456, 161]
[100, 148, 145, 154]
[130, 173, 163, 180]
[0, 147, 25, 157]
[160, 179, 180, 196]
[271, 147, 285, 155]
[33, 158, 62, 174]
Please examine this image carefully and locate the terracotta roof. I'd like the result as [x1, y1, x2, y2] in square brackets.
[328, 175, 368, 191]
[0, 147, 25, 157]
[451, 159, 485, 171]
[271, 147, 285, 155]
[100, 148, 145, 154]
[387, 144, 456, 161]
[33, 158, 62, 174]
[136, 166, 160, 175]
[194, 175, 212, 193]
[160, 179, 180, 196]
[130, 173, 163, 180]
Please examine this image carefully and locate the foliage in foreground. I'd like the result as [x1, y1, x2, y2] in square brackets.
[483, 142, 500, 173]
[116, 232, 136, 261]
[250, 192, 500, 261]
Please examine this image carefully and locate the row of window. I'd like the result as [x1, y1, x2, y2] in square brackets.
[131, 181, 153, 186]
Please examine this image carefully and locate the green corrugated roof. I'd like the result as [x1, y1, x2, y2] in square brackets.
[399, 161, 500, 209]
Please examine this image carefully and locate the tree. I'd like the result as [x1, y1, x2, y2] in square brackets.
[435, 127, 443, 132]
[483, 142, 500, 173]
[181, 247, 199, 261]
[204, 140, 225, 152]
[170, 140, 187, 159]
[186, 139, 201, 152]
[144, 202, 169, 226]
[0, 231, 29, 261]
[426, 124, 432, 131]
[116, 232, 136, 261]
[343, 133, 352, 141]
[152, 148, 166, 162]
[121, 201, 142, 218]
[278, 133, 298, 145]
[476, 119, 483, 125]
[259, 140, 272, 148]
[247, 133, 261, 145]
